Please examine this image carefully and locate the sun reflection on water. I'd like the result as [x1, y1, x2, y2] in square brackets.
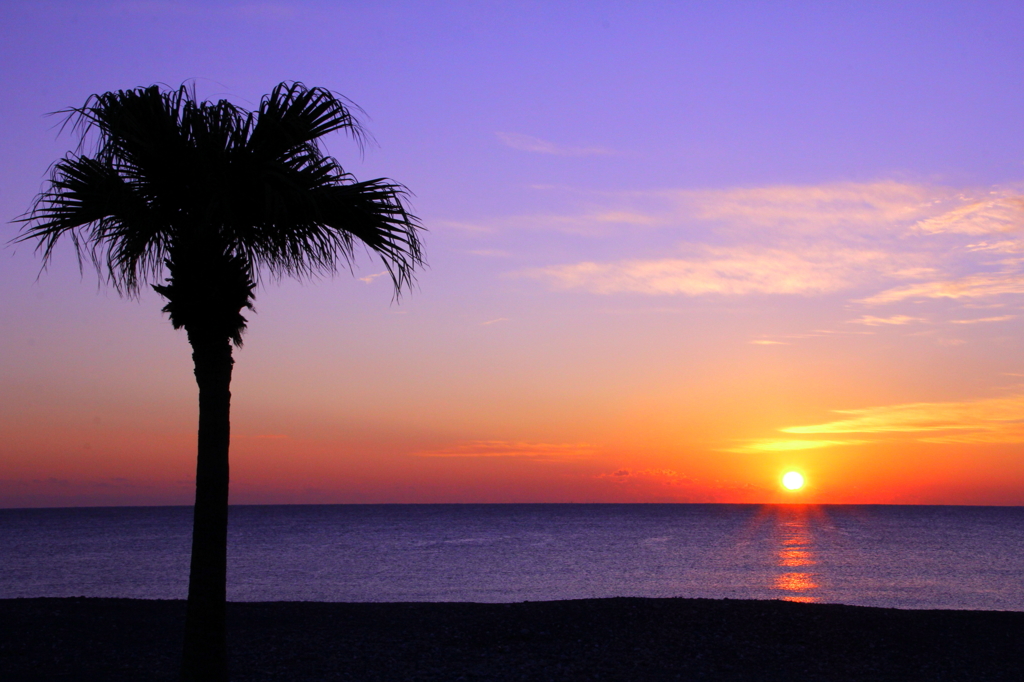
[778, 549, 814, 567]
[770, 506, 822, 603]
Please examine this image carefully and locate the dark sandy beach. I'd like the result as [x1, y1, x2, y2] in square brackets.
[2, 597, 1022, 681]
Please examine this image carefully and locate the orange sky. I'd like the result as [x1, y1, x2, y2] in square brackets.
[3, 251, 1022, 506]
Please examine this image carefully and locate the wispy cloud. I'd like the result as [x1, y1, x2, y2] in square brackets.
[724, 439, 867, 453]
[529, 245, 920, 296]
[679, 181, 945, 233]
[481, 317, 509, 325]
[847, 315, 926, 326]
[416, 440, 596, 459]
[358, 271, 388, 284]
[597, 468, 693, 483]
[496, 132, 612, 156]
[594, 469, 770, 502]
[860, 273, 1024, 305]
[949, 315, 1016, 324]
[509, 181, 1024, 309]
[780, 394, 1024, 444]
[913, 195, 1024, 235]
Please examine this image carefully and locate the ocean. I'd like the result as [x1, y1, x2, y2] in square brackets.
[1, 504, 1022, 610]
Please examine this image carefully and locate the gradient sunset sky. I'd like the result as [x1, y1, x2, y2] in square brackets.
[2, 1, 1023, 507]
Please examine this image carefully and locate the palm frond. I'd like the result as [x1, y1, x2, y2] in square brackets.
[250, 82, 367, 156]
[14, 153, 168, 293]
[15, 81, 424, 302]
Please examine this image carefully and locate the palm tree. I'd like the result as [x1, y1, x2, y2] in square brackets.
[16, 82, 423, 682]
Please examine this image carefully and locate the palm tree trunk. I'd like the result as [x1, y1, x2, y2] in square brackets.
[181, 331, 234, 682]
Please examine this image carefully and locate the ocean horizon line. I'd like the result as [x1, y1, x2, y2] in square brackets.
[4, 501, 1024, 511]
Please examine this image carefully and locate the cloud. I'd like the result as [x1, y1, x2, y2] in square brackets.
[724, 439, 867, 453]
[594, 469, 771, 502]
[358, 271, 389, 284]
[496, 132, 612, 156]
[597, 468, 696, 485]
[678, 181, 945, 233]
[751, 339, 789, 345]
[501, 181, 1023, 239]
[913, 195, 1024, 235]
[508, 181, 1024, 307]
[672, 183, 1024, 241]
[780, 394, 1024, 444]
[966, 240, 1024, 254]
[949, 315, 1016, 324]
[416, 440, 596, 459]
[847, 315, 926, 326]
[860, 273, 1024, 305]
[529, 245, 919, 296]
[501, 181, 950, 234]
[481, 317, 509, 325]
[921, 426, 1024, 444]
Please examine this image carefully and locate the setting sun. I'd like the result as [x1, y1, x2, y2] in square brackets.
[782, 471, 805, 491]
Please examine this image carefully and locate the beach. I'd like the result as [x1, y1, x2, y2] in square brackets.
[3, 597, 1022, 681]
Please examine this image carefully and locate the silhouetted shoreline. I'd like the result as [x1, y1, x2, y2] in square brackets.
[3, 597, 1023, 681]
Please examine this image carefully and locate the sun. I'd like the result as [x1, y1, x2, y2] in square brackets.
[782, 471, 805, 491]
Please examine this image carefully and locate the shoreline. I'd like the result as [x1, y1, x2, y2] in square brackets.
[4, 597, 1024, 681]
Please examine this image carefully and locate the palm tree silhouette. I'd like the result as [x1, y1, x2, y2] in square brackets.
[16, 82, 423, 682]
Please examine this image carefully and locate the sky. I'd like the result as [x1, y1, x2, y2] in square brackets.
[2, 0, 1023, 507]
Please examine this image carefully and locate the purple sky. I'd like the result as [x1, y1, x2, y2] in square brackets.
[2, 1, 1024, 506]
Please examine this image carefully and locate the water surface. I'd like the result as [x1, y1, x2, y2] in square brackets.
[2, 504, 1022, 610]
